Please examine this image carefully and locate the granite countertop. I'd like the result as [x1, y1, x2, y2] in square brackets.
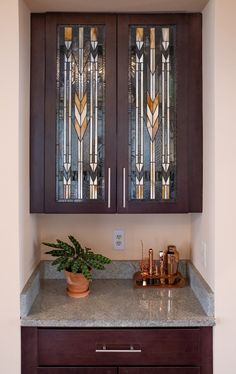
[21, 278, 215, 327]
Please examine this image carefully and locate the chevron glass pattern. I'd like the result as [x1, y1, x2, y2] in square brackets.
[56, 25, 105, 202]
[128, 25, 176, 201]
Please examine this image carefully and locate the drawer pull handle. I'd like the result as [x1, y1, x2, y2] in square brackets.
[96, 344, 141, 353]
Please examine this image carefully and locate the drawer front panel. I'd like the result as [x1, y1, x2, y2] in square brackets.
[37, 368, 117, 374]
[119, 368, 200, 374]
[38, 328, 200, 366]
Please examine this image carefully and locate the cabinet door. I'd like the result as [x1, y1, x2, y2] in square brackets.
[31, 14, 116, 213]
[119, 369, 200, 374]
[117, 14, 202, 213]
[37, 368, 117, 374]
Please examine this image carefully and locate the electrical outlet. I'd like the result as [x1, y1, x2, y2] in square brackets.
[113, 229, 125, 250]
[201, 241, 207, 268]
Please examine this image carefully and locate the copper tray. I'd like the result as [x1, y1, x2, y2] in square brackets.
[133, 271, 186, 288]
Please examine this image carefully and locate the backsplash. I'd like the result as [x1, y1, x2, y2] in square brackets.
[41, 260, 188, 280]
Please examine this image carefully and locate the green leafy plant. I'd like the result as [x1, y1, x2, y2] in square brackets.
[43, 235, 111, 280]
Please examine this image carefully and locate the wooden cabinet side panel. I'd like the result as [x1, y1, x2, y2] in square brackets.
[187, 14, 203, 212]
[30, 14, 45, 212]
[21, 327, 38, 374]
[200, 327, 213, 374]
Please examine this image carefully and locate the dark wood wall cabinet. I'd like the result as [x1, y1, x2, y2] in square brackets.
[21, 327, 212, 373]
[30, 13, 202, 214]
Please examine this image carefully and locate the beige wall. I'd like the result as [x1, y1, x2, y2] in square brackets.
[40, 214, 191, 260]
[19, 0, 40, 291]
[191, 0, 215, 290]
[0, 1, 20, 373]
[214, 0, 236, 372]
[2, 0, 236, 372]
[191, 0, 236, 372]
[0, 0, 39, 372]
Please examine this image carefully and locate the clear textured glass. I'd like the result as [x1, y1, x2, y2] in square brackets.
[56, 25, 105, 202]
[128, 25, 176, 201]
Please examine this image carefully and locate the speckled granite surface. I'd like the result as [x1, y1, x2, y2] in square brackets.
[20, 265, 40, 317]
[41, 260, 188, 280]
[187, 262, 214, 316]
[21, 279, 215, 327]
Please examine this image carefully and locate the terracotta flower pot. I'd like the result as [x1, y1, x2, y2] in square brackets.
[65, 271, 90, 298]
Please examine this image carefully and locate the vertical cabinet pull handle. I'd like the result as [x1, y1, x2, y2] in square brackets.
[123, 167, 126, 208]
[108, 168, 111, 208]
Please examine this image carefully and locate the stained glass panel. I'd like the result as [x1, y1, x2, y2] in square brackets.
[128, 25, 176, 201]
[56, 25, 105, 202]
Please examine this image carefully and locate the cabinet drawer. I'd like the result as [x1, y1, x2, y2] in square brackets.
[119, 368, 200, 374]
[37, 368, 116, 374]
[38, 328, 200, 366]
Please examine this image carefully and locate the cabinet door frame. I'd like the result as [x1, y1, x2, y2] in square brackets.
[37, 368, 117, 374]
[30, 14, 46, 213]
[119, 368, 200, 374]
[31, 13, 117, 213]
[117, 14, 202, 213]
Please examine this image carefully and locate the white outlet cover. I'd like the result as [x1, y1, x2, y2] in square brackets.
[113, 229, 125, 250]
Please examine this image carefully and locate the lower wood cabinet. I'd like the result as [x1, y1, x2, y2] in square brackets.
[21, 327, 212, 374]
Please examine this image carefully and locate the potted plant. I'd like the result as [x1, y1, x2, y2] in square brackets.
[43, 235, 111, 298]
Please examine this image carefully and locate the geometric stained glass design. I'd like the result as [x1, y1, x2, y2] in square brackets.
[56, 25, 105, 202]
[128, 25, 176, 201]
